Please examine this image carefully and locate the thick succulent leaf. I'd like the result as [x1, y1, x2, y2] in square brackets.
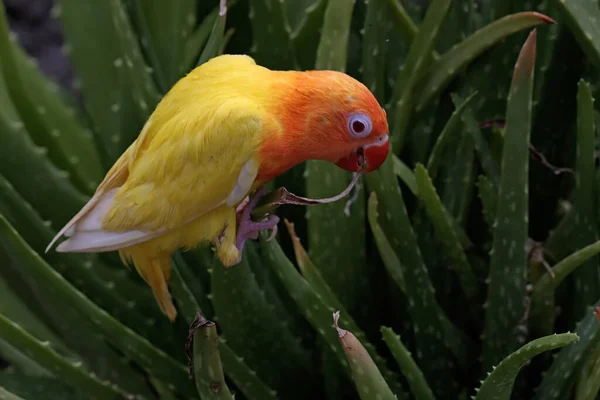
[436, 0, 483, 52]
[0, 369, 82, 400]
[0, 238, 154, 398]
[248, 0, 294, 69]
[0, 273, 69, 358]
[426, 92, 478, 181]
[574, 339, 600, 400]
[259, 234, 350, 374]
[415, 12, 555, 111]
[196, 0, 228, 67]
[481, 30, 536, 372]
[183, 7, 216, 70]
[313, 0, 354, 71]
[305, 0, 371, 323]
[544, 204, 578, 263]
[475, 333, 579, 400]
[283, 0, 318, 33]
[0, 174, 56, 256]
[0, 277, 56, 376]
[171, 254, 278, 400]
[217, 338, 279, 400]
[260, 230, 407, 399]
[439, 130, 476, 227]
[362, 0, 392, 101]
[0, 92, 87, 230]
[389, 0, 453, 153]
[54, 0, 144, 163]
[381, 327, 435, 400]
[244, 241, 303, 335]
[414, 164, 479, 302]
[108, 0, 162, 120]
[285, 220, 405, 394]
[0, 5, 103, 194]
[571, 79, 599, 319]
[364, 158, 464, 396]
[477, 174, 498, 231]
[392, 156, 417, 195]
[555, 0, 600, 72]
[0, 314, 127, 399]
[452, 93, 500, 186]
[332, 313, 398, 400]
[536, 301, 600, 399]
[0, 340, 48, 378]
[286, 0, 326, 70]
[0, 216, 196, 398]
[209, 253, 317, 398]
[0, 172, 177, 354]
[530, 240, 600, 337]
[189, 314, 234, 399]
[367, 192, 406, 292]
[176, 250, 215, 319]
[170, 255, 204, 322]
[129, 0, 196, 90]
[0, 386, 25, 400]
[286, 220, 339, 306]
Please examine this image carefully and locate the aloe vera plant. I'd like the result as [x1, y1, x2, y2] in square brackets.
[2, 0, 600, 399]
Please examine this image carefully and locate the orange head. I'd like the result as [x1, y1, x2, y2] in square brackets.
[266, 70, 389, 177]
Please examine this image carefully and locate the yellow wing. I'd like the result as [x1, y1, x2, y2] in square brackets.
[47, 55, 269, 253]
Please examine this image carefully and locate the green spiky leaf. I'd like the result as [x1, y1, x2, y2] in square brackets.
[482, 30, 537, 371]
[475, 333, 579, 400]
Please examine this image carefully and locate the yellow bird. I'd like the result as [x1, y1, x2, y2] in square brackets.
[47, 54, 390, 321]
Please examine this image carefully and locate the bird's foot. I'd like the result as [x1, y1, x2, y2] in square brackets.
[235, 186, 279, 254]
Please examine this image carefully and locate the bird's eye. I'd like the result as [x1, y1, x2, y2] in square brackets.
[347, 113, 372, 139]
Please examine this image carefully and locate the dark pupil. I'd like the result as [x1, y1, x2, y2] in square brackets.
[352, 120, 365, 133]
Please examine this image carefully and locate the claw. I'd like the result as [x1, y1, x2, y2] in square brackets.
[236, 196, 250, 214]
[235, 187, 279, 254]
[267, 222, 278, 241]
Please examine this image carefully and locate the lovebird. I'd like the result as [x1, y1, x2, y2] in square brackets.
[47, 54, 390, 321]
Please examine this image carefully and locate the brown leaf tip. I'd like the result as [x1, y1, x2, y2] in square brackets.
[210, 382, 223, 393]
[512, 29, 537, 85]
[332, 311, 347, 338]
[529, 11, 556, 24]
[594, 306, 600, 322]
[284, 219, 299, 243]
[185, 313, 215, 379]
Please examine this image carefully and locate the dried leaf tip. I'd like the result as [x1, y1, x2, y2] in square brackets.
[284, 219, 308, 265]
[529, 11, 556, 24]
[332, 311, 347, 338]
[185, 313, 215, 378]
[594, 306, 600, 322]
[219, 0, 227, 16]
[252, 167, 364, 217]
[512, 29, 537, 85]
[284, 219, 300, 245]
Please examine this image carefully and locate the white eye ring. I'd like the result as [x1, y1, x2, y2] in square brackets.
[347, 113, 372, 139]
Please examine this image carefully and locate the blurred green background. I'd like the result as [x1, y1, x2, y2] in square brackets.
[1, 0, 600, 399]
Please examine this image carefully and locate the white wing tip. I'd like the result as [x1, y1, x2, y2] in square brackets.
[45, 234, 62, 253]
[54, 229, 158, 253]
[45, 224, 77, 253]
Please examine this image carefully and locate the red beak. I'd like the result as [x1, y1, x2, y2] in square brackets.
[335, 135, 389, 173]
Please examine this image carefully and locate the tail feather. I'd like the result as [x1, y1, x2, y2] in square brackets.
[128, 251, 177, 321]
